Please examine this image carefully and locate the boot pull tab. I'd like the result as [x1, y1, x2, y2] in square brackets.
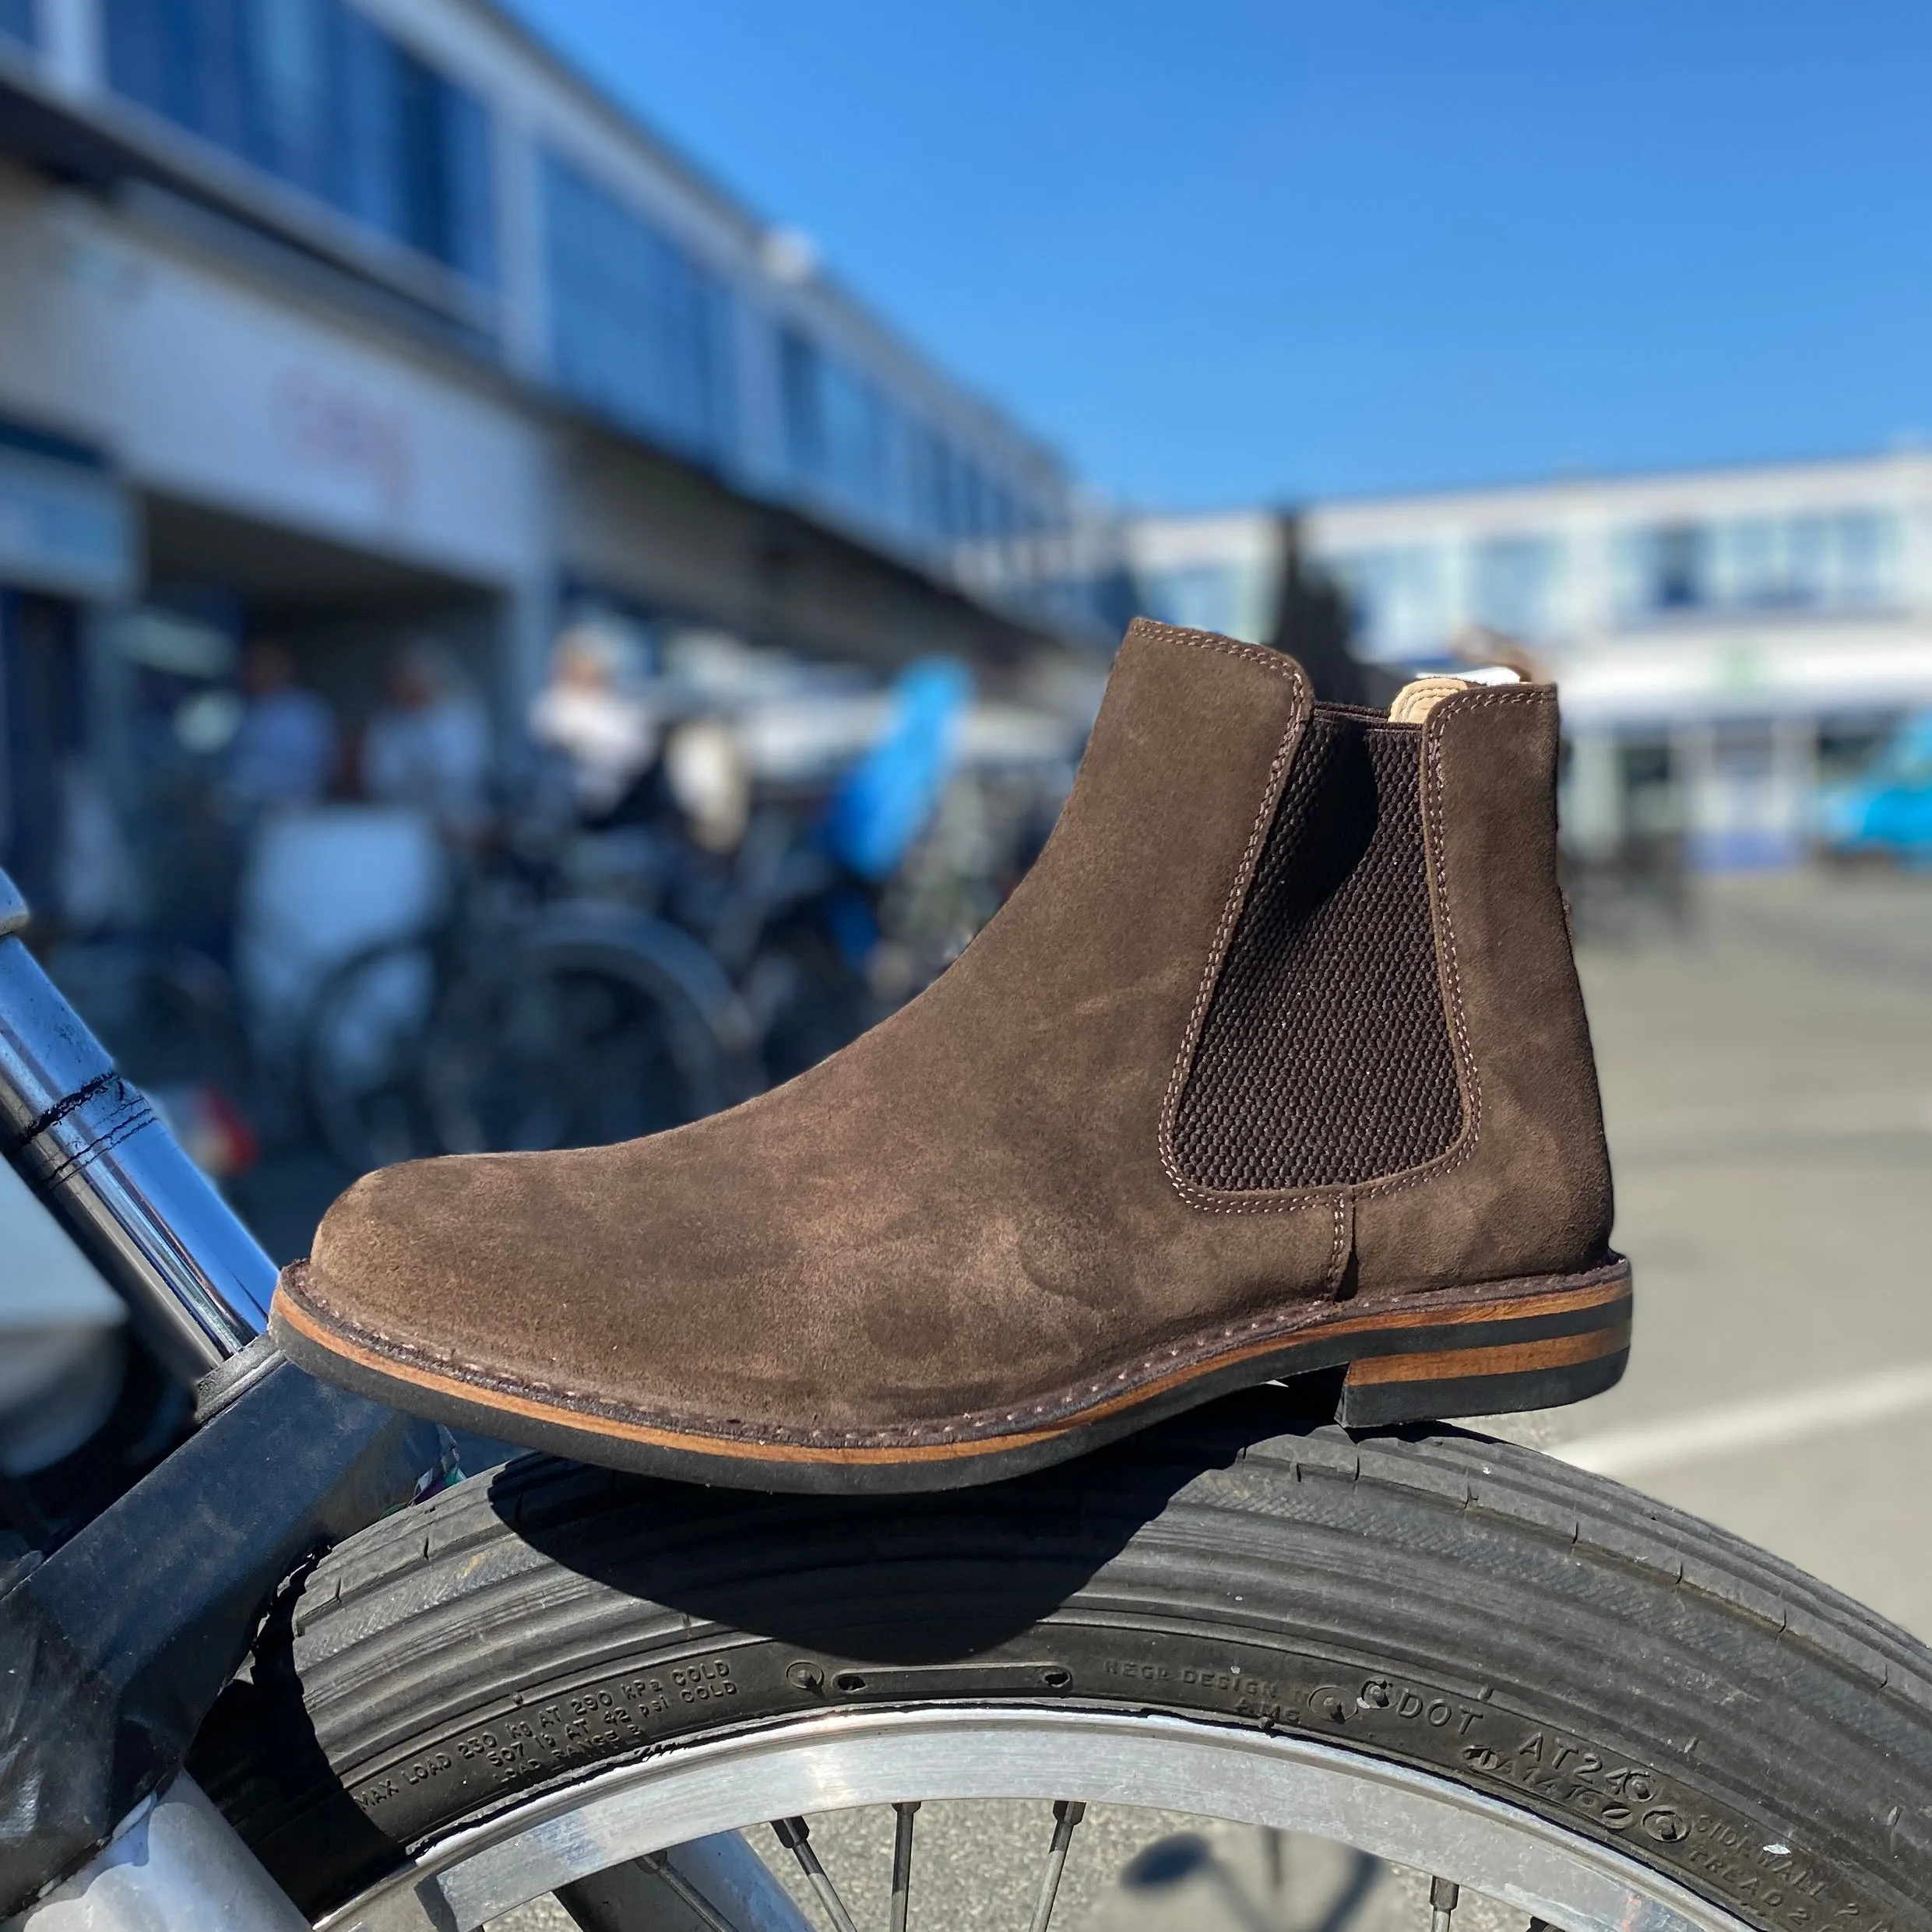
[1387, 665, 1525, 725]
[1388, 676, 1469, 725]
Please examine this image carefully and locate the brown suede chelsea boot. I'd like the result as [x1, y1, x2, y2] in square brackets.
[272, 618, 1627, 1491]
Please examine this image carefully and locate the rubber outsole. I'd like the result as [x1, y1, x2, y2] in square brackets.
[269, 1253, 1631, 1493]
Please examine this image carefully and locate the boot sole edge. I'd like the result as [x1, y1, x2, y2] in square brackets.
[269, 1256, 1631, 1493]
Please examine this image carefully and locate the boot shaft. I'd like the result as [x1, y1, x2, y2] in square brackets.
[1028, 618, 1614, 1291]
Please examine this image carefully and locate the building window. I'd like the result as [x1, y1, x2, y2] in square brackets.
[1709, 509, 1903, 611]
[777, 329, 902, 516]
[1135, 561, 1273, 643]
[1615, 508, 1902, 620]
[1326, 544, 1450, 660]
[0, 0, 34, 46]
[102, 0, 496, 285]
[908, 424, 962, 540]
[1469, 533, 1564, 639]
[819, 358, 888, 510]
[1652, 523, 1706, 607]
[778, 327, 823, 480]
[544, 153, 736, 466]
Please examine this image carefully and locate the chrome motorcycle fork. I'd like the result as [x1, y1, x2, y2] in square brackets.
[0, 871, 274, 1380]
[0, 869, 325, 1930]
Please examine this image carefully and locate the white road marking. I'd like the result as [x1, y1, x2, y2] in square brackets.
[1554, 1362, 1932, 1478]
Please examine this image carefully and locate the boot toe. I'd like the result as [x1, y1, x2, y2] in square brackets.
[283, 1135, 911, 1441]
[301, 1152, 551, 1367]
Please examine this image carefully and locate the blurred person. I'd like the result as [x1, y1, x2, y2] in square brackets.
[816, 656, 974, 998]
[823, 656, 973, 882]
[663, 716, 751, 853]
[528, 619, 663, 825]
[227, 640, 338, 814]
[361, 639, 493, 842]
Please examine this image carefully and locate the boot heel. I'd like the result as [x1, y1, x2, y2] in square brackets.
[1333, 1262, 1631, 1428]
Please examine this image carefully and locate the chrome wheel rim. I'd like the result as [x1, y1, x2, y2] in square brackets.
[324, 1704, 1751, 1932]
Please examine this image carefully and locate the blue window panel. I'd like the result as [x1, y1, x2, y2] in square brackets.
[1328, 546, 1451, 660]
[324, 9, 494, 281]
[437, 79, 496, 287]
[545, 153, 735, 465]
[0, 0, 35, 46]
[906, 426, 983, 543]
[956, 460, 989, 541]
[106, 0, 206, 133]
[1834, 509, 1903, 607]
[1619, 508, 1905, 622]
[324, 4, 399, 236]
[390, 40, 492, 276]
[104, 0, 251, 159]
[249, 0, 330, 195]
[818, 358, 887, 510]
[779, 326, 822, 478]
[1469, 533, 1563, 639]
[908, 425, 952, 538]
[103, 0, 495, 285]
[1138, 561, 1267, 644]
[1710, 516, 1782, 607]
[1651, 523, 1708, 609]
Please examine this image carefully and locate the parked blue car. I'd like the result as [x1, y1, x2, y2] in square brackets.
[1818, 711, 1932, 860]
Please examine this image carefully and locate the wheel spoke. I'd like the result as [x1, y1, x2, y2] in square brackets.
[771, 1816, 861, 1932]
[890, 1801, 920, 1932]
[1026, 1800, 1086, 1932]
[1262, 1825, 1285, 1906]
[1429, 1876, 1460, 1932]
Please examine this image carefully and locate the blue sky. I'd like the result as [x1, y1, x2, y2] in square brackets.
[505, 2, 1932, 511]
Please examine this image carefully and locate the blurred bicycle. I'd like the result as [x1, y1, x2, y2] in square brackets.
[302, 659, 993, 1173]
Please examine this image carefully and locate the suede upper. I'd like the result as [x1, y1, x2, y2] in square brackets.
[289, 618, 1613, 1446]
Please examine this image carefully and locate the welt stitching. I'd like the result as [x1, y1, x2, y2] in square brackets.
[294, 1269, 1367, 1437]
[290, 1253, 1608, 1448]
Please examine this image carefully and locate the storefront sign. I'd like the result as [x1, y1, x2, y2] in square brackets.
[13, 201, 547, 590]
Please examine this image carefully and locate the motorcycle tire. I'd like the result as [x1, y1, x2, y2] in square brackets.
[192, 1390, 1932, 1930]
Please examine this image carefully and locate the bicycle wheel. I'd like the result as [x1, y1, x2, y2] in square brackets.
[192, 1393, 1932, 1931]
[423, 924, 748, 1156]
[304, 938, 444, 1174]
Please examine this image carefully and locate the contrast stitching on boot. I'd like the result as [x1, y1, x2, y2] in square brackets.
[1323, 1195, 1350, 1292]
[284, 1252, 1624, 1451]
[1154, 667, 1315, 1216]
[1136, 621, 1313, 682]
[1160, 684, 1551, 1213]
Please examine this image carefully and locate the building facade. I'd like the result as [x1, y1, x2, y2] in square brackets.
[1129, 455, 1932, 870]
[0, 0, 1098, 919]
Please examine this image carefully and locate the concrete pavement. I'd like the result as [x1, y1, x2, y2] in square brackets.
[1550, 869, 1932, 1638]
